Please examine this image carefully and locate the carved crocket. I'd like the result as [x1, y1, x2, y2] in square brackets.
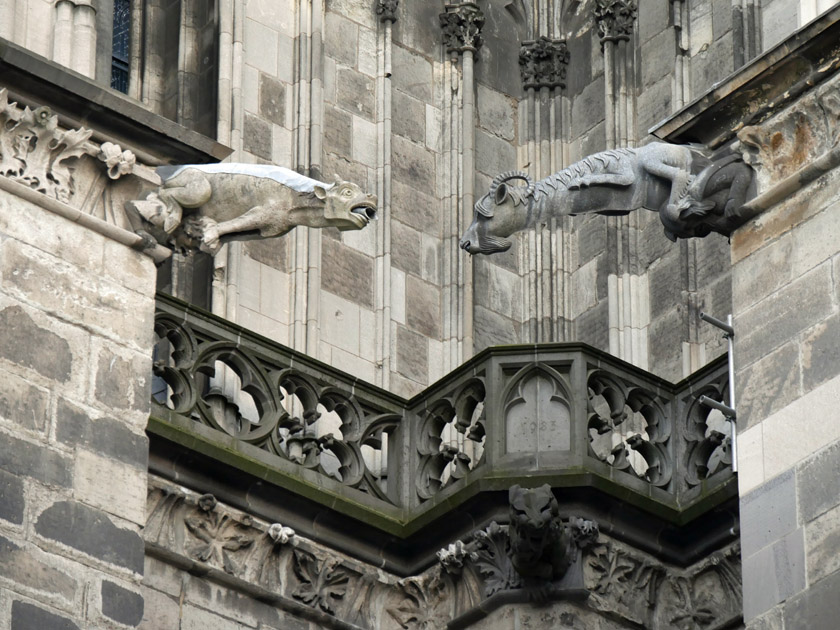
[459, 142, 754, 254]
[126, 164, 378, 254]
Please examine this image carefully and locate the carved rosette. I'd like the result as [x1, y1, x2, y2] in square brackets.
[519, 37, 571, 90]
[594, 0, 638, 42]
[375, 0, 398, 23]
[440, 2, 485, 54]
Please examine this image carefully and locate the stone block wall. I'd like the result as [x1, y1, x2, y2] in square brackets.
[731, 68, 840, 626]
[0, 190, 157, 628]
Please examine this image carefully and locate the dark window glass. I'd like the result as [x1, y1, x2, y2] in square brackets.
[111, 0, 131, 93]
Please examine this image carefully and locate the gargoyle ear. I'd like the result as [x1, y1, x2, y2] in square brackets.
[494, 183, 508, 205]
[313, 185, 328, 200]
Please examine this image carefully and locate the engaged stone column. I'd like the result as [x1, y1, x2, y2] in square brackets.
[440, 2, 484, 361]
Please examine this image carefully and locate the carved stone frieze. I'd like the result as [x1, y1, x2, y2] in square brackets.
[98, 141, 136, 180]
[519, 37, 570, 90]
[0, 88, 93, 203]
[145, 478, 740, 629]
[375, 0, 398, 23]
[594, 0, 638, 42]
[440, 2, 484, 53]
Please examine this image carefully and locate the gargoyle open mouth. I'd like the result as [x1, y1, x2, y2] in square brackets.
[351, 203, 378, 225]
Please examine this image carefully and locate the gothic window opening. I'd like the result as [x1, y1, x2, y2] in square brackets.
[111, 0, 131, 93]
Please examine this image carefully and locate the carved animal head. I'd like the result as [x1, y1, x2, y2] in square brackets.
[316, 180, 379, 231]
[460, 172, 533, 255]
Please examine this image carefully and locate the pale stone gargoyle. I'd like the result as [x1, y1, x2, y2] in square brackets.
[459, 142, 755, 254]
[126, 164, 378, 254]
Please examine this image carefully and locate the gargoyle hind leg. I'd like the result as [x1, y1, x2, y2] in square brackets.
[200, 205, 277, 254]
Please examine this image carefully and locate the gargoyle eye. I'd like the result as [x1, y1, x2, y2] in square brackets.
[342, 188, 353, 196]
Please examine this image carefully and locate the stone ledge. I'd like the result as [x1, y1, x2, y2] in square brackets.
[650, 4, 840, 148]
[0, 37, 231, 165]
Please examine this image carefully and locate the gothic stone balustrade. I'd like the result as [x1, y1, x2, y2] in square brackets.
[151, 293, 735, 532]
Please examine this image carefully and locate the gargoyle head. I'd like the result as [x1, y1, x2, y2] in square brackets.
[316, 179, 378, 231]
[460, 172, 533, 255]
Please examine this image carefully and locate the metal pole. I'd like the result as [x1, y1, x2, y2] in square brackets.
[699, 312, 737, 473]
[727, 314, 737, 473]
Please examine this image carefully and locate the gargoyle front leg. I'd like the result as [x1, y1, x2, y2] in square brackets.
[200, 205, 281, 254]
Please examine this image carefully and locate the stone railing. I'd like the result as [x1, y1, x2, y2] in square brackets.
[151, 293, 735, 524]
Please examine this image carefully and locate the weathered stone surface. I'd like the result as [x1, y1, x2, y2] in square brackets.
[740, 470, 798, 558]
[798, 439, 840, 523]
[648, 255, 682, 320]
[576, 214, 607, 265]
[391, 180, 440, 235]
[0, 468, 24, 524]
[321, 237, 374, 309]
[324, 105, 352, 157]
[95, 352, 149, 414]
[324, 11, 358, 67]
[396, 325, 428, 383]
[638, 0, 670, 44]
[336, 68, 375, 121]
[138, 586, 180, 630]
[736, 262, 834, 368]
[805, 502, 840, 584]
[736, 342, 800, 432]
[570, 75, 605, 139]
[575, 300, 609, 352]
[802, 313, 840, 393]
[474, 305, 520, 349]
[391, 221, 422, 276]
[391, 135, 436, 192]
[0, 305, 72, 382]
[405, 275, 440, 338]
[259, 73, 286, 127]
[392, 90, 426, 144]
[244, 238, 288, 272]
[474, 258, 521, 321]
[243, 113, 272, 160]
[743, 527, 806, 621]
[102, 580, 144, 627]
[782, 564, 840, 630]
[640, 29, 673, 90]
[0, 368, 50, 432]
[0, 432, 71, 488]
[74, 449, 146, 525]
[475, 129, 517, 177]
[0, 535, 77, 602]
[11, 600, 79, 630]
[35, 501, 144, 573]
[391, 45, 433, 103]
[477, 84, 515, 142]
[691, 32, 734, 97]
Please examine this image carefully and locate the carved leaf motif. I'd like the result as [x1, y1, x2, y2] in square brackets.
[473, 522, 520, 596]
[386, 575, 450, 630]
[291, 550, 350, 615]
[184, 510, 254, 574]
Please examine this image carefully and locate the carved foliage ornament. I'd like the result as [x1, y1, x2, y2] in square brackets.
[520, 37, 571, 90]
[594, 0, 638, 42]
[375, 0, 398, 22]
[0, 89, 92, 203]
[440, 2, 485, 53]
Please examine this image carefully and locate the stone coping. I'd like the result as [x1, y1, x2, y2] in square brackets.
[0, 176, 171, 263]
[650, 4, 840, 148]
[0, 37, 231, 165]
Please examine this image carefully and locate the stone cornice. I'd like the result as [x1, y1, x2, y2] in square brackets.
[650, 4, 840, 147]
[0, 37, 230, 165]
